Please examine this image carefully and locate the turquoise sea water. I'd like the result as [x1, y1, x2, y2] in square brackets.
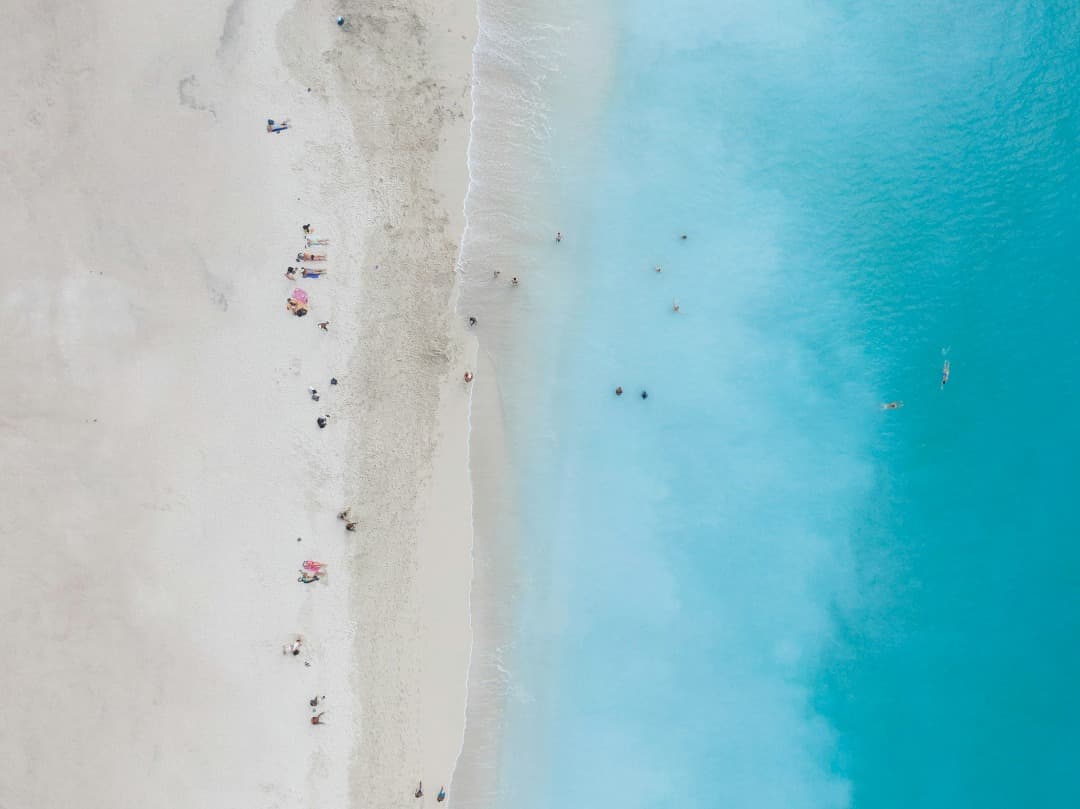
[459, 1, 1080, 807]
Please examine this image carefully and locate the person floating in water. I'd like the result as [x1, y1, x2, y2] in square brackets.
[672, 299, 680, 313]
[615, 386, 623, 396]
[654, 265, 662, 273]
[680, 234, 687, 240]
[881, 401, 904, 410]
[641, 390, 648, 400]
[941, 359, 950, 387]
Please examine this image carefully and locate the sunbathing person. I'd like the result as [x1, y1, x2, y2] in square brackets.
[297, 252, 327, 262]
[267, 118, 290, 133]
[302, 268, 327, 278]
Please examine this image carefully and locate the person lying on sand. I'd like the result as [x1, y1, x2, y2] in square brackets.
[297, 252, 326, 261]
[302, 268, 326, 278]
[298, 572, 320, 584]
[267, 118, 290, 133]
[305, 238, 330, 246]
[286, 298, 308, 316]
[311, 712, 326, 725]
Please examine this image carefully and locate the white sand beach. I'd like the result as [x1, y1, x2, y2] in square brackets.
[0, 0, 476, 806]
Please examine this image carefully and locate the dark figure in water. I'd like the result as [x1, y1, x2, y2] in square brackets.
[681, 234, 688, 240]
[615, 386, 623, 396]
[641, 390, 648, 400]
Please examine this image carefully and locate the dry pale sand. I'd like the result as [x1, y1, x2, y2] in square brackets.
[0, 0, 476, 807]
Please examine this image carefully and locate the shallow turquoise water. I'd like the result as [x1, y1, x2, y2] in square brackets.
[463, 1, 1080, 806]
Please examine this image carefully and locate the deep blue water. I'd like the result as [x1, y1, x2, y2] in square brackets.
[463, 1, 1080, 806]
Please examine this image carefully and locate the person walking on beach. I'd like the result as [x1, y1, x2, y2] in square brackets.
[311, 712, 326, 725]
[437, 786, 446, 802]
[415, 782, 424, 798]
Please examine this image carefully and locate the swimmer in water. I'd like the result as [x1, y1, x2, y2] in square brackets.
[654, 265, 662, 273]
[672, 299, 680, 313]
[881, 401, 904, 410]
[941, 359, 950, 387]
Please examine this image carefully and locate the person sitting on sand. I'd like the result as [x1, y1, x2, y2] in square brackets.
[267, 118, 290, 133]
[311, 712, 326, 725]
[881, 401, 904, 410]
[285, 267, 298, 280]
[287, 298, 308, 317]
[345, 522, 357, 532]
[297, 252, 326, 262]
[303, 224, 313, 234]
[464, 371, 474, 383]
[302, 268, 326, 278]
[317, 416, 329, 429]
[338, 508, 351, 520]
[298, 572, 320, 584]
[283, 638, 303, 656]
